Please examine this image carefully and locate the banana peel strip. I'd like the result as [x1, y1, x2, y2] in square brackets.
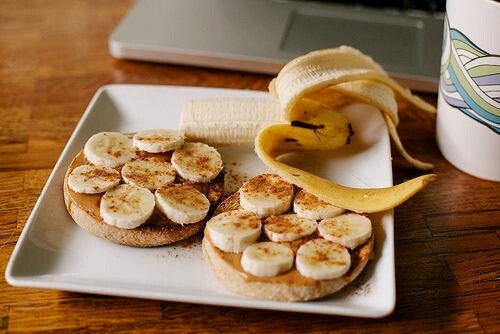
[327, 80, 434, 170]
[255, 126, 436, 213]
[271, 46, 436, 120]
[328, 81, 399, 125]
[383, 114, 434, 171]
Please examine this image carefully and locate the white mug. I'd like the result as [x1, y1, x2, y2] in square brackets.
[436, 0, 500, 181]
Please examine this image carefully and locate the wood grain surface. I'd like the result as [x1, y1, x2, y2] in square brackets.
[1, 1, 498, 333]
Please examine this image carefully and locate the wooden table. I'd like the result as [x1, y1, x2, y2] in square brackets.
[1, 1, 498, 332]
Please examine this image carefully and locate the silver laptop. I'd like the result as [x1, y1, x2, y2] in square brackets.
[109, 0, 444, 92]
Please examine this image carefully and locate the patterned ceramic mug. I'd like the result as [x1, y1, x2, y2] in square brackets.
[437, 0, 500, 181]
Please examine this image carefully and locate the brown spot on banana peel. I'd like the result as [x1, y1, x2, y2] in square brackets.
[346, 123, 354, 144]
[290, 121, 325, 142]
[290, 120, 325, 130]
[283, 138, 302, 147]
[313, 130, 321, 141]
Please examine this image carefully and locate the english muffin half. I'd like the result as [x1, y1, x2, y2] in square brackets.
[64, 130, 224, 247]
[203, 176, 374, 302]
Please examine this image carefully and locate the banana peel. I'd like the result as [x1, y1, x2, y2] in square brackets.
[255, 121, 436, 213]
[254, 98, 436, 213]
[256, 134, 435, 212]
[271, 46, 436, 120]
[328, 80, 434, 170]
[255, 46, 437, 212]
[272, 47, 435, 169]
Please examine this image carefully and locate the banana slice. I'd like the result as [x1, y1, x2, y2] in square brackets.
[133, 129, 184, 153]
[318, 213, 372, 249]
[293, 189, 344, 220]
[155, 183, 210, 225]
[171, 142, 223, 183]
[121, 157, 176, 190]
[241, 242, 294, 277]
[239, 174, 294, 218]
[263, 214, 317, 242]
[206, 209, 262, 253]
[296, 238, 351, 280]
[100, 184, 155, 229]
[84, 132, 135, 168]
[67, 164, 121, 194]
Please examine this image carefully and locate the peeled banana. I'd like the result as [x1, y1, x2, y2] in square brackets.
[180, 98, 281, 146]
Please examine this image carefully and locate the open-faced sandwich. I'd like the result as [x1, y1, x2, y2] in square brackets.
[202, 173, 373, 301]
[63, 129, 224, 247]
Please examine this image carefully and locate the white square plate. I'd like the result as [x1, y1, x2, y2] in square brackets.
[6, 84, 395, 317]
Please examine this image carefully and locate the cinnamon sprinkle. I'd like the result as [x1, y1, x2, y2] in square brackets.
[241, 174, 293, 200]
